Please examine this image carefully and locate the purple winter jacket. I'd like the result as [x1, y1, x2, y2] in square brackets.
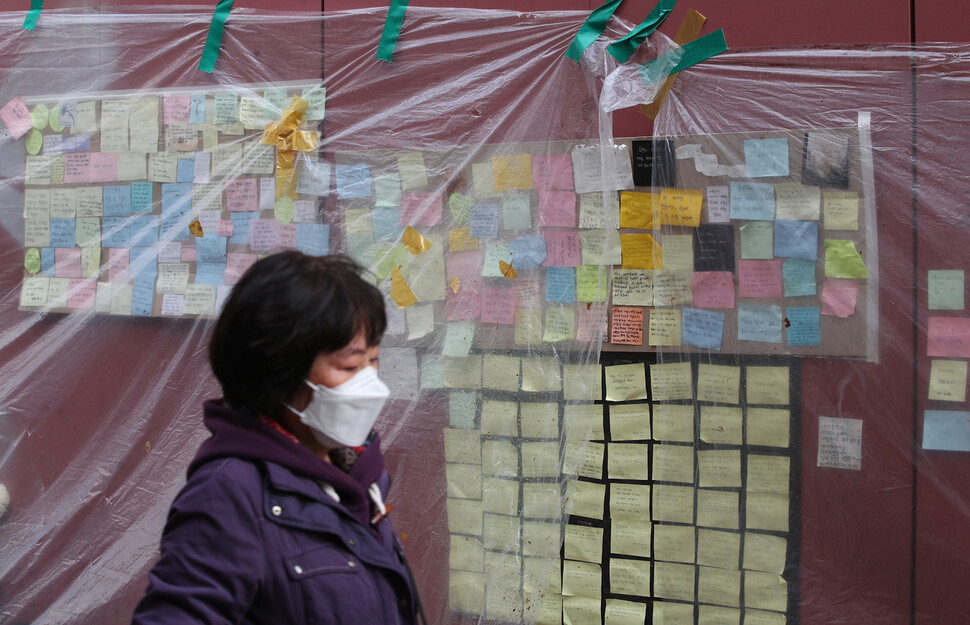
[132, 400, 418, 625]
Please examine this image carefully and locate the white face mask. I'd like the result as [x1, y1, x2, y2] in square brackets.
[287, 366, 390, 448]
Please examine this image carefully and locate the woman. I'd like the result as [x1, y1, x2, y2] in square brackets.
[133, 251, 421, 625]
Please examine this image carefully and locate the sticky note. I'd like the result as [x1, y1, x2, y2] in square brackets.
[542, 307, 575, 342]
[469, 204, 499, 239]
[775, 182, 821, 220]
[537, 190, 576, 227]
[693, 225, 735, 272]
[335, 162, 373, 199]
[542, 231, 581, 267]
[492, 154, 533, 191]
[738, 260, 783, 299]
[1, 97, 32, 139]
[691, 272, 735, 309]
[619, 191, 657, 229]
[579, 191, 619, 228]
[605, 363, 647, 402]
[738, 303, 783, 343]
[706, 185, 730, 223]
[821, 278, 857, 318]
[659, 188, 703, 227]
[928, 360, 968, 402]
[922, 410, 970, 452]
[653, 269, 692, 307]
[744, 138, 789, 177]
[579, 229, 622, 266]
[928, 270, 964, 310]
[782, 258, 816, 297]
[501, 192, 532, 230]
[774, 220, 818, 260]
[612, 269, 653, 306]
[648, 309, 682, 346]
[786, 306, 821, 345]
[610, 306, 644, 345]
[576, 265, 609, 302]
[739, 222, 774, 260]
[532, 153, 574, 190]
[730, 181, 775, 220]
[621, 233, 662, 270]
[927, 317, 970, 358]
[481, 287, 516, 325]
[823, 190, 860, 230]
[824, 239, 867, 279]
[681, 307, 725, 350]
[400, 192, 442, 227]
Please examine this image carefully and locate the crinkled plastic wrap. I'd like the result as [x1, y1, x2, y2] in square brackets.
[2, 5, 970, 625]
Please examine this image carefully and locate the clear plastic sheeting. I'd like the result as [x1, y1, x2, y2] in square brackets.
[1, 6, 970, 625]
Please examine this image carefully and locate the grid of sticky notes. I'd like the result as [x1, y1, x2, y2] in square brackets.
[924, 269, 970, 451]
[443, 360, 604, 623]
[18, 86, 327, 316]
[610, 132, 868, 351]
[333, 144, 632, 347]
[548, 360, 793, 625]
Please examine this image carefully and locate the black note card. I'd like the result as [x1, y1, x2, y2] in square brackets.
[694, 224, 736, 272]
[631, 139, 677, 188]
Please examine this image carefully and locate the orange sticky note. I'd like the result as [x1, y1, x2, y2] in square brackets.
[611, 306, 644, 345]
[449, 227, 478, 252]
[620, 233, 663, 270]
[659, 188, 704, 227]
[620, 191, 659, 230]
[492, 154, 533, 192]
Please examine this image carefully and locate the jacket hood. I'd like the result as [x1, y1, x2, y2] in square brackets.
[189, 399, 386, 528]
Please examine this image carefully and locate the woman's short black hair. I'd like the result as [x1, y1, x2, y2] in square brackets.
[209, 251, 387, 419]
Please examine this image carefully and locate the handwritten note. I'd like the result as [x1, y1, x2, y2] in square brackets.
[681, 307, 725, 350]
[928, 359, 968, 402]
[605, 363, 647, 402]
[817, 416, 863, 470]
[823, 190, 860, 230]
[821, 278, 857, 318]
[611, 306, 644, 345]
[537, 190, 576, 227]
[697, 364, 740, 404]
[922, 410, 970, 452]
[659, 188, 703, 227]
[694, 225, 735, 272]
[824, 239, 867, 279]
[740, 222, 774, 260]
[928, 270, 964, 310]
[730, 181, 775, 220]
[738, 260, 783, 298]
[706, 185, 730, 223]
[691, 272, 735, 309]
[775, 182, 821, 220]
[619, 191, 657, 229]
[613, 269, 653, 306]
[744, 138, 789, 177]
[927, 317, 970, 357]
[774, 220, 818, 260]
[737, 303, 783, 343]
[649, 309, 682, 347]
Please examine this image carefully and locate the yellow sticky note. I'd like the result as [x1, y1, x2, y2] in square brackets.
[390, 265, 417, 308]
[653, 524, 696, 563]
[648, 308, 682, 346]
[650, 362, 693, 401]
[449, 227, 478, 252]
[746, 408, 791, 447]
[605, 363, 647, 402]
[619, 191, 658, 229]
[659, 188, 704, 227]
[928, 359, 968, 402]
[564, 524, 604, 563]
[620, 233, 663, 270]
[823, 190, 860, 230]
[746, 366, 790, 405]
[491, 154, 533, 192]
[566, 478, 606, 520]
[696, 364, 741, 404]
[611, 519, 651, 557]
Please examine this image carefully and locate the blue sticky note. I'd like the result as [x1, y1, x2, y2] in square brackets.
[229, 212, 256, 245]
[922, 410, 970, 452]
[737, 302, 783, 343]
[196, 235, 228, 263]
[297, 223, 330, 256]
[131, 280, 155, 317]
[730, 181, 775, 220]
[782, 258, 817, 297]
[510, 235, 547, 270]
[681, 307, 725, 350]
[448, 391, 478, 429]
[50, 218, 76, 247]
[131, 182, 154, 213]
[176, 158, 195, 183]
[335, 163, 373, 199]
[469, 205, 500, 240]
[786, 306, 821, 346]
[195, 262, 226, 286]
[161, 183, 193, 242]
[129, 215, 160, 247]
[189, 93, 206, 124]
[744, 138, 790, 178]
[371, 206, 405, 242]
[103, 185, 132, 217]
[41, 248, 55, 276]
[545, 266, 576, 303]
[774, 220, 818, 260]
[72, 135, 91, 152]
[102, 217, 132, 248]
[129, 247, 158, 282]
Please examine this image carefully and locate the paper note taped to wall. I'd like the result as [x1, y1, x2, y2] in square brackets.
[817, 416, 862, 470]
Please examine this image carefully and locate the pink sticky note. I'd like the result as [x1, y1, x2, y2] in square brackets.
[0, 97, 32, 139]
[400, 192, 442, 227]
[163, 95, 191, 124]
[692, 271, 736, 308]
[513, 275, 542, 310]
[532, 154, 574, 191]
[928, 316, 970, 357]
[54, 248, 83, 278]
[88, 152, 119, 183]
[225, 252, 258, 285]
[738, 260, 783, 298]
[250, 218, 282, 251]
[226, 179, 258, 212]
[538, 191, 577, 228]
[63, 153, 92, 184]
[821, 277, 858, 318]
[542, 231, 581, 267]
[445, 251, 483, 321]
[181, 243, 198, 262]
[67, 278, 97, 309]
[480, 287, 517, 325]
[577, 304, 608, 342]
[281, 223, 297, 248]
[107, 248, 130, 282]
[217, 220, 235, 237]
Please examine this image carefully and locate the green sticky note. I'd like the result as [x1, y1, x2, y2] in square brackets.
[928, 270, 965, 310]
[543, 307, 576, 342]
[740, 221, 773, 260]
[449, 192, 473, 224]
[502, 192, 532, 230]
[24, 248, 41, 274]
[448, 391, 478, 429]
[824, 239, 868, 279]
[576, 265, 610, 303]
[443, 320, 476, 358]
[30, 104, 49, 130]
[25, 129, 43, 155]
[420, 353, 446, 389]
[274, 196, 294, 225]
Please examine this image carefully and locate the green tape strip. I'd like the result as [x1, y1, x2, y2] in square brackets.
[565, 0, 624, 63]
[22, 0, 43, 31]
[376, 0, 410, 62]
[639, 28, 727, 85]
[198, 0, 234, 73]
[607, 0, 676, 63]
